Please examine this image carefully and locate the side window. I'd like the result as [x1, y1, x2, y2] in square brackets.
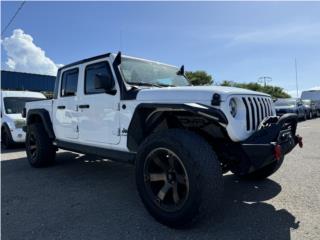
[85, 61, 114, 94]
[61, 68, 79, 97]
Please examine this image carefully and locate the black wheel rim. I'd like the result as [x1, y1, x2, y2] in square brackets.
[143, 148, 189, 212]
[27, 133, 37, 161]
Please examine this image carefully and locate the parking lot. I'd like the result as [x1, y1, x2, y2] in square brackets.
[1, 119, 319, 240]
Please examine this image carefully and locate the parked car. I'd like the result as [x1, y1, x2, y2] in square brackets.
[23, 52, 301, 228]
[302, 99, 317, 119]
[1, 90, 46, 148]
[274, 98, 306, 120]
[301, 88, 320, 117]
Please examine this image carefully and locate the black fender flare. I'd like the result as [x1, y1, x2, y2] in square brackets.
[127, 103, 228, 151]
[26, 109, 55, 139]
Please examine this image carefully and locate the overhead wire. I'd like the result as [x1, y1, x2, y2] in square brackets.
[1, 1, 26, 36]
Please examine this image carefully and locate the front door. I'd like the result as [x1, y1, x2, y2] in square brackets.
[77, 60, 120, 145]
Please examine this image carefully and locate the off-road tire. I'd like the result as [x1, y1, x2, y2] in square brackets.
[135, 129, 223, 228]
[236, 157, 284, 180]
[1, 125, 14, 149]
[26, 123, 56, 167]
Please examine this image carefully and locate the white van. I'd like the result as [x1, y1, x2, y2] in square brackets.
[301, 87, 320, 117]
[1, 90, 46, 148]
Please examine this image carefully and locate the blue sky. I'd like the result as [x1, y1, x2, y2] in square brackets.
[1, 1, 320, 96]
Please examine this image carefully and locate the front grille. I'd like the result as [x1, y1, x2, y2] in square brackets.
[242, 96, 273, 131]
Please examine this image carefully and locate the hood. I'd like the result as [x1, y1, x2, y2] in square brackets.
[136, 86, 270, 102]
[5, 113, 24, 120]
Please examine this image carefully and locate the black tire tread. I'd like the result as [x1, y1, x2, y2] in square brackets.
[1, 124, 15, 149]
[135, 129, 223, 228]
[26, 123, 56, 167]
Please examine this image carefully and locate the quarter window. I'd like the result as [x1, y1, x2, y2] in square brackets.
[85, 62, 114, 94]
[61, 68, 79, 97]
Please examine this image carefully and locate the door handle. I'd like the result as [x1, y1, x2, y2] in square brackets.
[57, 105, 65, 109]
[78, 104, 90, 109]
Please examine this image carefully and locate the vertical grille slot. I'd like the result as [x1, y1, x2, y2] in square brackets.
[248, 97, 256, 130]
[261, 98, 268, 117]
[242, 96, 273, 132]
[258, 98, 265, 119]
[253, 98, 261, 123]
[242, 97, 250, 130]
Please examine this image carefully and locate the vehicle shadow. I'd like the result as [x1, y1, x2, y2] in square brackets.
[1, 145, 25, 153]
[1, 152, 299, 240]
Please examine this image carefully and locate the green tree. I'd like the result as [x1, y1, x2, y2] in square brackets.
[219, 80, 291, 98]
[185, 71, 213, 86]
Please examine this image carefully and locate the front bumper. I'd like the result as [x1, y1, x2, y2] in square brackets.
[238, 114, 301, 174]
[10, 128, 26, 143]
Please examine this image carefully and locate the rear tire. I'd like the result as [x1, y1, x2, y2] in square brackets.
[1, 125, 14, 149]
[303, 112, 307, 121]
[235, 157, 284, 180]
[135, 129, 223, 228]
[26, 123, 56, 167]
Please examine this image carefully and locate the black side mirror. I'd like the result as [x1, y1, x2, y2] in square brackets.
[94, 74, 116, 94]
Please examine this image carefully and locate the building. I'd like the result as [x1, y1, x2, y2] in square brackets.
[1, 70, 56, 94]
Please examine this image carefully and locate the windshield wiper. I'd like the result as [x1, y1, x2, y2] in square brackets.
[156, 83, 176, 87]
[127, 82, 163, 88]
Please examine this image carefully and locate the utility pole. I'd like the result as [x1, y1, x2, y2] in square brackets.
[295, 58, 299, 98]
[258, 76, 272, 87]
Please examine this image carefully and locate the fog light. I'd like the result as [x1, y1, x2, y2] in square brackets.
[274, 144, 282, 161]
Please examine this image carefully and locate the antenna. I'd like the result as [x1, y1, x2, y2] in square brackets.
[119, 30, 123, 51]
[258, 76, 272, 87]
[295, 58, 299, 98]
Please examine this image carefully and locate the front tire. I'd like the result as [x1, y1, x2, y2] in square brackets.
[135, 129, 223, 228]
[26, 123, 56, 167]
[1, 125, 14, 149]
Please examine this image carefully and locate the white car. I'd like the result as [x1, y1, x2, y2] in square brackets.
[1, 90, 46, 148]
[23, 52, 302, 227]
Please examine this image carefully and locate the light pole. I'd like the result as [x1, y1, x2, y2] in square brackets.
[295, 58, 299, 98]
[258, 76, 272, 87]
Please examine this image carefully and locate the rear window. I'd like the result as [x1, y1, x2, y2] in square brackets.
[61, 68, 79, 97]
[3, 97, 43, 114]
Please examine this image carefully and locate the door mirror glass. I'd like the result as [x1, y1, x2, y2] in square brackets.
[94, 73, 116, 93]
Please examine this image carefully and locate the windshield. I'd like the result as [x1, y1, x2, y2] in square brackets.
[302, 100, 311, 106]
[119, 57, 190, 87]
[3, 97, 43, 114]
[274, 99, 296, 107]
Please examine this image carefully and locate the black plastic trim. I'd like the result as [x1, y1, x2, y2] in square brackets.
[26, 109, 55, 139]
[127, 103, 228, 151]
[112, 52, 140, 100]
[55, 140, 135, 163]
[58, 53, 111, 71]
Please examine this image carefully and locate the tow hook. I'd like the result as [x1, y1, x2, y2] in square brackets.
[295, 135, 303, 148]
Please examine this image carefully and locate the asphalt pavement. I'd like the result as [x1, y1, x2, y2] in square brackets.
[1, 119, 320, 240]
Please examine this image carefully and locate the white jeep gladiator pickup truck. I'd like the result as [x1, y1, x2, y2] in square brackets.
[23, 52, 302, 227]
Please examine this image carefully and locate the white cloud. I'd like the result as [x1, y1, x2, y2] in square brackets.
[2, 29, 62, 76]
[227, 23, 320, 46]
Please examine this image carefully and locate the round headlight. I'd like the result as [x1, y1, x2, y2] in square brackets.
[229, 98, 237, 117]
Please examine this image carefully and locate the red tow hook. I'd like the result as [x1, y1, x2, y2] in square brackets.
[296, 135, 303, 148]
[274, 144, 282, 161]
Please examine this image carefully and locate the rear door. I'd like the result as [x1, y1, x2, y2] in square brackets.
[52, 67, 80, 140]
